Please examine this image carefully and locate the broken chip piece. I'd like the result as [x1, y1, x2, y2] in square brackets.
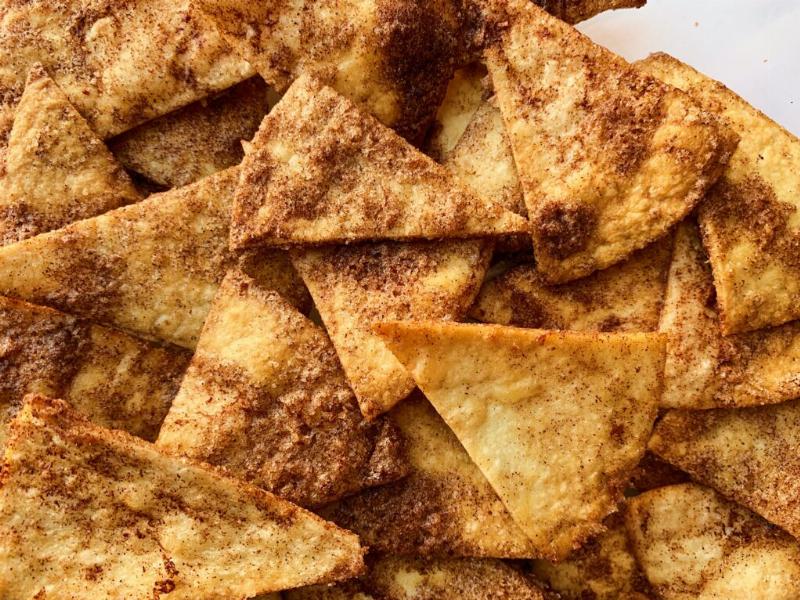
[376, 321, 665, 559]
[0, 395, 364, 598]
[230, 76, 526, 250]
[626, 484, 800, 599]
[0, 65, 141, 245]
[157, 269, 408, 507]
[292, 240, 491, 419]
[482, 0, 737, 283]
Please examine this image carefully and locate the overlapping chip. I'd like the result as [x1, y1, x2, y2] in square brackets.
[626, 484, 800, 599]
[0, 296, 189, 449]
[0, 395, 364, 598]
[0, 167, 308, 349]
[649, 400, 800, 539]
[376, 321, 665, 559]
[157, 269, 407, 507]
[482, 0, 736, 283]
[110, 77, 274, 188]
[0, 65, 141, 245]
[292, 241, 490, 419]
[660, 221, 800, 409]
[638, 53, 800, 333]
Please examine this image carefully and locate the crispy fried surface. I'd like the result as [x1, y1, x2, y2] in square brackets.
[0, 296, 189, 448]
[157, 269, 407, 507]
[292, 241, 491, 419]
[482, 0, 736, 283]
[0, 168, 308, 349]
[531, 511, 653, 600]
[472, 237, 671, 331]
[286, 556, 545, 600]
[193, 0, 463, 141]
[231, 76, 526, 249]
[660, 221, 800, 409]
[650, 401, 800, 539]
[322, 392, 535, 557]
[542, 0, 647, 23]
[638, 53, 800, 333]
[376, 322, 665, 559]
[0, 65, 140, 245]
[626, 484, 800, 599]
[0, 0, 253, 146]
[0, 395, 364, 599]
[110, 77, 274, 188]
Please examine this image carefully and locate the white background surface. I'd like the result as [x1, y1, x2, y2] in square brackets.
[578, 0, 800, 135]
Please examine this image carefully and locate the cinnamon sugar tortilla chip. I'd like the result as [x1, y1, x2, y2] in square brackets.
[0, 395, 363, 598]
[110, 77, 275, 188]
[541, 0, 646, 23]
[0, 296, 189, 449]
[376, 321, 665, 559]
[0, 167, 308, 349]
[286, 556, 546, 600]
[626, 484, 800, 599]
[230, 76, 526, 250]
[322, 392, 536, 557]
[157, 269, 407, 508]
[483, 0, 736, 283]
[0, 65, 141, 245]
[292, 241, 491, 419]
[638, 53, 800, 334]
[659, 221, 800, 409]
[649, 400, 800, 540]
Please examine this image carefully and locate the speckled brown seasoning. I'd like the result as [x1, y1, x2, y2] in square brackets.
[157, 269, 408, 508]
[0, 395, 364, 598]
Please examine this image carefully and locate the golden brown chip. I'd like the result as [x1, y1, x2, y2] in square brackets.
[193, 0, 463, 141]
[0, 0, 253, 146]
[638, 53, 800, 334]
[482, 0, 736, 283]
[541, 0, 647, 23]
[0, 296, 189, 449]
[157, 269, 407, 507]
[0, 167, 308, 349]
[322, 392, 536, 557]
[660, 221, 800, 409]
[531, 511, 653, 600]
[472, 237, 671, 332]
[292, 241, 491, 419]
[376, 321, 665, 559]
[626, 484, 800, 599]
[0, 395, 364, 598]
[0, 65, 141, 245]
[110, 77, 274, 188]
[286, 555, 546, 600]
[230, 76, 526, 250]
[649, 400, 800, 540]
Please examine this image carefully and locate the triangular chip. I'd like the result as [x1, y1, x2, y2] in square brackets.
[649, 399, 800, 539]
[0, 65, 141, 245]
[0, 395, 364, 598]
[110, 77, 275, 188]
[157, 269, 407, 507]
[193, 0, 461, 141]
[322, 392, 535, 557]
[626, 484, 800, 599]
[376, 321, 665, 559]
[482, 0, 736, 283]
[0, 0, 253, 148]
[292, 241, 491, 419]
[230, 76, 526, 249]
[531, 510, 654, 600]
[638, 53, 800, 334]
[660, 220, 800, 409]
[0, 296, 189, 449]
[471, 237, 671, 332]
[0, 167, 308, 348]
[286, 556, 545, 600]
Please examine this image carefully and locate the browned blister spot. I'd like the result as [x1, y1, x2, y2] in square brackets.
[534, 201, 598, 260]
